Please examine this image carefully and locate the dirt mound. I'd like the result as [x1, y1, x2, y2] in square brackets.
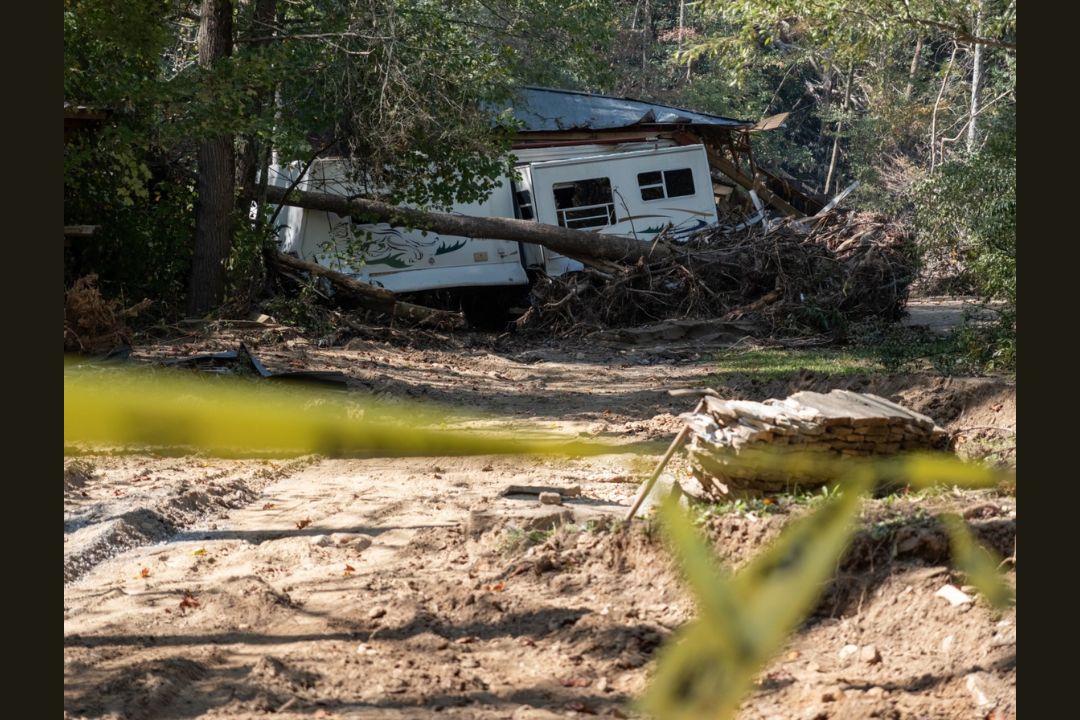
[64, 458, 96, 490]
[475, 502, 1016, 718]
[183, 576, 300, 633]
[247, 655, 320, 691]
[72, 657, 209, 720]
[64, 509, 177, 583]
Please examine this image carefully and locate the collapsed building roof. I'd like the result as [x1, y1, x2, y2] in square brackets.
[498, 86, 754, 132]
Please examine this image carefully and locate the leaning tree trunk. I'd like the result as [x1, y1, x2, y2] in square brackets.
[188, 0, 236, 316]
[823, 61, 855, 197]
[273, 252, 464, 327]
[264, 186, 674, 263]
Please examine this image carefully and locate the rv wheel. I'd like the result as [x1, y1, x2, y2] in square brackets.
[460, 288, 519, 331]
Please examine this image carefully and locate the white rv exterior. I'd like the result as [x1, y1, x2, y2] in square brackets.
[272, 143, 718, 294]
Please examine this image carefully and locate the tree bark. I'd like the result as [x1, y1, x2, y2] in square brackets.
[273, 252, 464, 327]
[188, 0, 236, 316]
[967, 1, 984, 152]
[929, 44, 958, 173]
[903, 36, 923, 101]
[823, 62, 855, 197]
[264, 185, 674, 263]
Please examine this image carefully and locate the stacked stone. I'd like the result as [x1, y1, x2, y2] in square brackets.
[682, 390, 947, 497]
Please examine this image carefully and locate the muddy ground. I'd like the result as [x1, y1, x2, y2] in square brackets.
[64, 322, 1016, 720]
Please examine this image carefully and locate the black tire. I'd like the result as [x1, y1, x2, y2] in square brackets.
[460, 287, 524, 330]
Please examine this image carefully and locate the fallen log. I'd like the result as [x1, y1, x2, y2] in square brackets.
[272, 251, 464, 328]
[265, 185, 674, 263]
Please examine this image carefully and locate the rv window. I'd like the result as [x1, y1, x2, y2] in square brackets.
[664, 168, 695, 197]
[637, 168, 696, 201]
[637, 171, 665, 201]
[552, 178, 616, 230]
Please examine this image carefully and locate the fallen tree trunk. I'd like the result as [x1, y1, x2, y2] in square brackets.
[265, 185, 674, 263]
[273, 251, 464, 328]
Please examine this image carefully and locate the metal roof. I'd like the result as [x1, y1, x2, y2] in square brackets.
[495, 86, 753, 132]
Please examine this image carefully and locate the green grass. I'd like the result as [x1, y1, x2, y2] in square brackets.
[713, 346, 880, 384]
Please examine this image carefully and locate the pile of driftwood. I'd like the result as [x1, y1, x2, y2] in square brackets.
[681, 389, 947, 499]
[517, 210, 916, 335]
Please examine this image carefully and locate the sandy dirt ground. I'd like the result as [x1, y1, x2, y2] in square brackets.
[64, 327, 1016, 719]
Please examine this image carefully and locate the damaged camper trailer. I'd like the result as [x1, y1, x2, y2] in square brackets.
[271, 87, 811, 324]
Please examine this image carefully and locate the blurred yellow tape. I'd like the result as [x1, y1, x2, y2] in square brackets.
[64, 362, 615, 458]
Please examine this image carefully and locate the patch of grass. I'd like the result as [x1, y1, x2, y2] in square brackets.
[692, 494, 793, 522]
[499, 526, 555, 555]
[713, 346, 879, 384]
[954, 432, 1017, 469]
[849, 319, 1014, 376]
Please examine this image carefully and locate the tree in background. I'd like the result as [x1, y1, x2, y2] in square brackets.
[598, 0, 1015, 368]
[64, 0, 615, 315]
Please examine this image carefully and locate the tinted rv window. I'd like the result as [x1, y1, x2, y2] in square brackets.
[637, 168, 696, 200]
[637, 171, 665, 201]
[552, 178, 616, 229]
[664, 168, 695, 197]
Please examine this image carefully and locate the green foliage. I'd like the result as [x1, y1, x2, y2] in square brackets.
[845, 313, 1013, 376]
[911, 117, 1015, 370]
[64, 128, 197, 311]
[913, 117, 1015, 304]
[500, 526, 556, 556]
[260, 281, 339, 336]
[65, 0, 615, 313]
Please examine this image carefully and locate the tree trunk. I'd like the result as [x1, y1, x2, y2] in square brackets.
[264, 186, 674, 263]
[967, 1, 984, 152]
[641, 0, 651, 73]
[188, 0, 236, 316]
[823, 62, 855, 196]
[678, 0, 690, 81]
[929, 44, 958, 173]
[273, 252, 464, 327]
[903, 36, 923, 101]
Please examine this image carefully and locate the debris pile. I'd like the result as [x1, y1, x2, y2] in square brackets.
[64, 274, 151, 354]
[682, 389, 947, 498]
[517, 210, 915, 336]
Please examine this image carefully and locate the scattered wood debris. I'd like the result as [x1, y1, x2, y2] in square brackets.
[64, 274, 151, 354]
[682, 389, 947, 498]
[502, 484, 582, 498]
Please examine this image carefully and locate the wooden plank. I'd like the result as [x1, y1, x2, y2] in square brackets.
[788, 391, 905, 422]
[700, 143, 804, 218]
[64, 225, 99, 238]
[749, 112, 790, 132]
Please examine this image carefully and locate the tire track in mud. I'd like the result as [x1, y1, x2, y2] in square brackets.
[64, 457, 317, 584]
